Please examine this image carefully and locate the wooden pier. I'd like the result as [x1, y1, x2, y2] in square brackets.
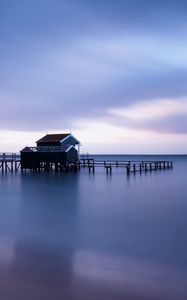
[79, 158, 173, 174]
[0, 153, 173, 175]
[0, 153, 21, 173]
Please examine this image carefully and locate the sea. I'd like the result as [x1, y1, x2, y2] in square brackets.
[0, 154, 187, 300]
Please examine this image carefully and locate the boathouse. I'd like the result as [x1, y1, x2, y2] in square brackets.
[20, 133, 80, 170]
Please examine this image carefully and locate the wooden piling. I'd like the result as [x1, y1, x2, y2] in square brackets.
[126, 164, 130, 174]
[89, 165, 95, 173]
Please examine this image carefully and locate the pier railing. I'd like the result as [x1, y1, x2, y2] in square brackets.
[0, 153, 21, 172]
[22, 146, 70, 152]
[79, 158, 173, 174]
[0, 153, 20, 160]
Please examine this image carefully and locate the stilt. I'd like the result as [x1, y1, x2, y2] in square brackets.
[126, 164, 130, 174]
[106, 165, 112, 174]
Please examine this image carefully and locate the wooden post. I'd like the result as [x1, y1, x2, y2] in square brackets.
[55, 163, 58, 172]
[89, 165, 94, 173]
[126, 165, 130, 175]
[73, 164, 78, 172]
[106, 165, 112, 174]
[109, 164, 112, 174]
[2, 153, 6, 171]
[11, 161, 13, 172]
[10, 153, 13, 171]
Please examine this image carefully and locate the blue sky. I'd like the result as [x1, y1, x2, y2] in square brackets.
[1, 0, 187, 153]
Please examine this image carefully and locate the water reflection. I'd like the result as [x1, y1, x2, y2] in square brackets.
[8, 241, 73, 299]
[1, 172, 80, 299]
[72, 249, 187, 300]
[0, 156, 186, 299]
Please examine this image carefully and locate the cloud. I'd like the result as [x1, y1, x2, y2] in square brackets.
[108, 99, 187, 121]
[107, 98, 187, 134]
[1, 33, 187, 133]
[1, 0, 187, 149]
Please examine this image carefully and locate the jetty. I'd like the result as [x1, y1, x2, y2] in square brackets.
[0, 153, 21, 172]
[0, 153, 173, 175]
[0, 133, 168, 175]
[79, 158, 173, 174]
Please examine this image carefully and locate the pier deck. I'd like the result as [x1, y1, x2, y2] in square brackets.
[79, 158, 173, 174]
[0, 153, 173, 174]
[0, 153, 21, 172]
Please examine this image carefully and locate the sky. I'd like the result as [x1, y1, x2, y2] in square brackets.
[1, 0, 187, 153]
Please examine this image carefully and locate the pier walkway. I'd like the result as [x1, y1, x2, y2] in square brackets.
[79, 158, 173, 174]
[0, 153, 173, 175]
[0, 153, 21, 172]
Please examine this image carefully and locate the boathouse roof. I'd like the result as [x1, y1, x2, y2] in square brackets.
[36, 133, 80, 145]
[36, 133, 70, 143]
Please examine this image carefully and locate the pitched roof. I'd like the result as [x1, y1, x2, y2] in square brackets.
[36, 133, 70, 143]
[21, 145, 77, 152]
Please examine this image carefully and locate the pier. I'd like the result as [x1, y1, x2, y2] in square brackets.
[79, 158, 173, 174]
[0, 153, 21, 172]
[0, 153, 173, 175]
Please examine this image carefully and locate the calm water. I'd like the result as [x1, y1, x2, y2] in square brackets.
[0, 155, 187, 300]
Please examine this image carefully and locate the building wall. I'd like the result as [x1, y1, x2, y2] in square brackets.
[21, 148, 78, 169]
[37, 141, 61, 147]
[21, 152, 67, 169]
[60, 136, 78, 147]
[66, 147, 78, 163]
